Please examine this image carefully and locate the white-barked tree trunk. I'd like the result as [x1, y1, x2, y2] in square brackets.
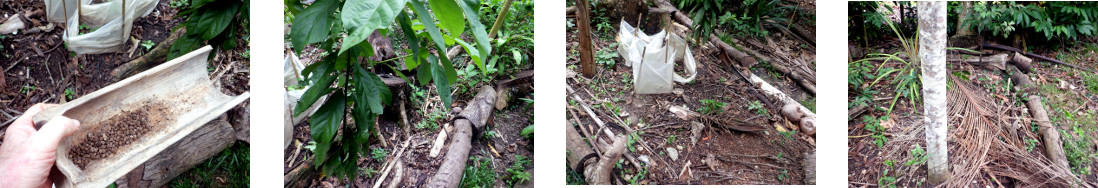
[918, 1, 951, 185]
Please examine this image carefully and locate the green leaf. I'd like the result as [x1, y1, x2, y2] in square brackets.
[521, 125, 534, 138]
[353, 66, 392, 114]
[309, 92, 345, 165]
[455, 0, 492, 61]
[453, 39, 484, 76]
[167, 33, 204, 60]
[290, 0, 337, 53]
[428, 0, 465, 37]
[430, 55, 452, 108]
[396, 12, 423, 69]
[194, 1, 240, 40]
[416, 59, 433, 86]
[350, 106, 374, 152]
[286, 0, 305, 16]
[340, 0, 406, 55]
[411, 0, 457, 84]
[294, 62, 337, 116]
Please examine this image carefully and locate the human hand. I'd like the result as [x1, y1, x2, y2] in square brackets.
[0, 103, 81, 188]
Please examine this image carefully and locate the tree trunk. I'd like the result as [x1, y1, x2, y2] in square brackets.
[115, 120, 235, 188]
[575, 0, 595, 78]
[918, 2, 951, 185]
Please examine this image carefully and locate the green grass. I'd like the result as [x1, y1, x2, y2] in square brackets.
[460, 156, 496, 188]
[506, 155, 532, 186]
[1039, 83, 1098, 175]
[168, 141, 249, 188]
[370, 148, 388, 162]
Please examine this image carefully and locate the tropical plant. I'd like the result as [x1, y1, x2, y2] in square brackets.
[170, 0, 249, 59]
[676, 0, 793, 41]
[965, 2, 1098, 41]
[286, 0, 493, 180]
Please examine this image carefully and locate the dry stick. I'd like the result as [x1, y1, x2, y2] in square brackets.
[372, 137, 411, 188]
[565, 85, 645, 173]
[1006, 65, 1071, 171]
[283, 156, 313, 186]
[568, 108, 603, 155]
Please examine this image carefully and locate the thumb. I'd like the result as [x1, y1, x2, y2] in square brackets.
[28, 116, 80, 154]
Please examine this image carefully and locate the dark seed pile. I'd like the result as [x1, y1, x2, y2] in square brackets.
[68, 109, 151, 169]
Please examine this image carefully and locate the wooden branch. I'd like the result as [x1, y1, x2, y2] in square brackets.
[1007, 65, 1070, 171]
[283, 156, 313, 186]
[790, 24, 815, 45]
[115, 120, 235, 188]
[566, 125, 596, 170]
[428, 86, 497, 188]
[1010, 52, 1035, 73]
[111, 27, 186, 81]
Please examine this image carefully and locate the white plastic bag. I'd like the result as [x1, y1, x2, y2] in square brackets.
[45, 0, 158, 54]
[616, 20, 697, 94]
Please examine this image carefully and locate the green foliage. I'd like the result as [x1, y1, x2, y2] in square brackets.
[506, 155, 532, 186]
[666, 135, 677, 144]
[863, 115, 888, 147]
[697, 99, 727, 115]
[141, 40, 155, 50]
[64, 87, 76, 100]
[776, 169, 788, 181]
[520, 124, 534, 138]
[747, 100, 767, 115]
[370, 148, 388, 161]
[1084, 73, 1098, 94]
[415, 110, 444, 132]
[595, 43, 618, 68]
[288, 0, 495, 180]
[1025, 138, 1038, 152]
[676, 0, 793, 40]
[904, 144, 927, 166]
[170, 0, 248, 60]
[460, 156, 496, 188]
[878, 160, 897, 188]
[964, 2, 1098, 41]
[169, 0, 189, 8]
[849, 18, 921, 115]
[168, 142, 249, 187]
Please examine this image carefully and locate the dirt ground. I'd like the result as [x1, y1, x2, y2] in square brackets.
[564, 2, 817, 185]
[0, 0, 250, 185]
[284, 48, 536, 187]
[847, 38, 1098, 186]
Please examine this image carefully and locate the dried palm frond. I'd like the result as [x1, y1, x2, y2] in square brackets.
[944, 75, 1085, 187]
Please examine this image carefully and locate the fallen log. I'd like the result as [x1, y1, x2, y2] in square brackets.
[726, 37, 816, 94]
[566, 125, 596, 171]
[1010, 52, 1034, 73]
[983, 43, 1095, 73]
[949, 53, 1007, 71]
[427, 86, 497, 188]
[111, 27, 186, 81]
[1007, 65, 1070, 170]
[115, 120, 235, 188]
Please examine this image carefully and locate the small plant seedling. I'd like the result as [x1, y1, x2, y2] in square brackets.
[747, 100, 767, 115]
[697, 99, 727, 115]
[666, 135, 677, 144]
[370, 148, 388, 161]
[64, 88, 76, 100]
[141, 40, 155, 50]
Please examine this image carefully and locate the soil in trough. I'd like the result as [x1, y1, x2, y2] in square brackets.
[68, 101, 171, 169]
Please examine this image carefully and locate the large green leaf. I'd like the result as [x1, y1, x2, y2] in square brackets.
[309, 92, 345, 165]
[411, 0, 458, 84]
[350, 103, 375, 152]
[455, 0, 492, 62]
[396, 12, 423, 69]
[428, 0, 465, 37]
[194, 1, 239, 40]
[416, 59, 433, 86]
[294, 62, 337, 116]
[167, 32, 204, 60]
[430, 55, 452, 108]
[340, 0, 406, 55]
[353, 66, 392, 114]
[290, 0, 338, 53]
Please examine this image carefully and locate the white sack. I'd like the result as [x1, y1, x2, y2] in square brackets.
[46, 0, 158, 54]
[616, 20, 697, 94]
